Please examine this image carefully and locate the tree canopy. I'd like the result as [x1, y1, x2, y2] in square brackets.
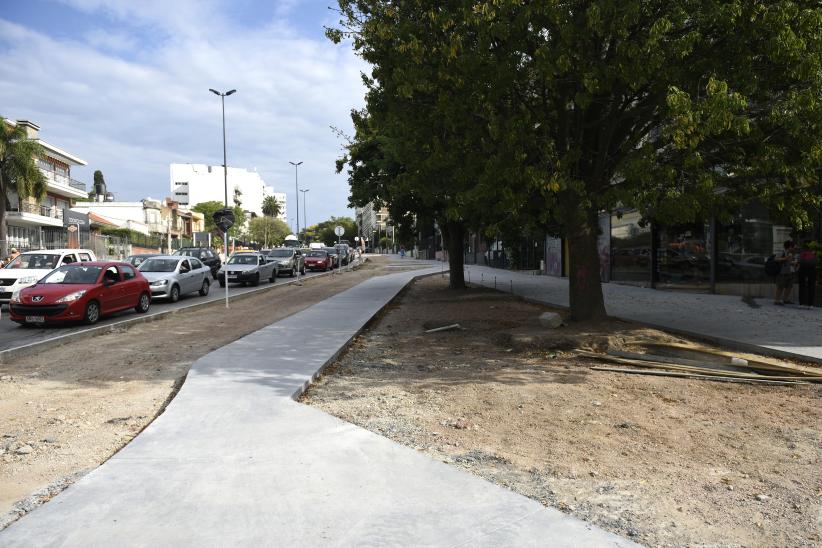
[262, 195, 282, 218]
[0, 117, 47, 256]
[331, 1, 822, 319]
[191, 200, 246, 239]
[248, 216, 290, 247]
[303, 216, 358, 245]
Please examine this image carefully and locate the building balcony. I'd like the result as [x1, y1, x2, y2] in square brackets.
[37, 161, 88, 199]
[7, 202, 65, 228]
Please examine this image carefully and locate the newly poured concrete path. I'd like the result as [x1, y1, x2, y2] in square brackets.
[1, 266, 632, 547]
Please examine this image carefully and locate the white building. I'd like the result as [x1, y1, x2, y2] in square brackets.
[169, 163, 285, 221]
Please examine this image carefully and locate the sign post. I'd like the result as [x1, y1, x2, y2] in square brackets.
[213, 209, 235, 308]
[334, 225, 345, 271]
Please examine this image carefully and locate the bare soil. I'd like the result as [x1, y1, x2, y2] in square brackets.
[0, 256, 413, 526]
[302, 275, 822, 547]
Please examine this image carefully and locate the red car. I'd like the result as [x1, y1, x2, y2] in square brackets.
[303, 250, 333, 271]
[9, 261, 151, 325]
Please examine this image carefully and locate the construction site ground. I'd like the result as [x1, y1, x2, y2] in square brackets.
[0, 257, 412, 528]
[303, 275, 821, 547]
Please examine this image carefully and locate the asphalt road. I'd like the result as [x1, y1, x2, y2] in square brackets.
[0, 267, 343, 353]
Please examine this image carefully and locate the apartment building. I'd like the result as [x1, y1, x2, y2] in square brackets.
[169, 163, 286, 222]
[5, 120, 89, 251]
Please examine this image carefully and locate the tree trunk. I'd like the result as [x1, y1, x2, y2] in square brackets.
[566, 207, 607, 321]
[442, 220, 466, 289]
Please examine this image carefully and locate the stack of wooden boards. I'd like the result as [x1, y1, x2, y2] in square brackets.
[578, 342, 822, 386]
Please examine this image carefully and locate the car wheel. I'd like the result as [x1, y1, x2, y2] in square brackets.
[300, 266, 305, 275]
[250, 274, 260, 287]
[219, 280, 226, 288]
[84, 300, 101, 325]
[135, 292, 151, 313]
[289, 268, 295, 277]
[199, 279, 210, 296]
[169, 284, 180, 303]
[269, 270, 277, 283]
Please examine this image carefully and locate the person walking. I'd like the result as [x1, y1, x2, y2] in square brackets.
[774, 240, 797, 306]
[797, 240, 817, 309]
[399, 246, 406, 259]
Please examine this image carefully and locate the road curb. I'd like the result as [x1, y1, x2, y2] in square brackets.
[0, 261, 368, 364]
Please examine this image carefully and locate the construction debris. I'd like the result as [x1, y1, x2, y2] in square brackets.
[590, 367, 812, 386]
[425, 323, 463, 334]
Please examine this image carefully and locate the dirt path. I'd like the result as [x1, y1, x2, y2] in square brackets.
[0, 257, 415, 526]
[303, 276, 821, 547]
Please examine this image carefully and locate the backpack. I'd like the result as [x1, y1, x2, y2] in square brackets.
[799, 249, 817, 267]
[764, 255, 781, 277]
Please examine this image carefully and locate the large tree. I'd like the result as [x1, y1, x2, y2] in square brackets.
[248, 216, 290, 247]
[0, 117, 47, 257]
[333, 1, 822, 319]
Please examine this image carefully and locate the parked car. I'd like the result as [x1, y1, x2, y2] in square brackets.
[138, 255, 212, 302]
[334, 244, 352, 265]
[323, 247, 342, 268]
[175, 247, 222, 278]
[1, 249, 97, 306]
[126, 253, 161, 268]
[303, 250, 333, 272]
[9, 261, 150, 325]
[267, 248, 305, 276]
[217, 252, 279, 287]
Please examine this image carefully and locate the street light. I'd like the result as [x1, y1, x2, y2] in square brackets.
[289, 161, 303, 239]
[299, 188, 310, 239]
[209, 87, 236, 308]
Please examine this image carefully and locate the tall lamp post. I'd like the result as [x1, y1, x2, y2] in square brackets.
[299, 188, 310, 240]
[289, 161, 302, 239]
[209, 87, 236, 308]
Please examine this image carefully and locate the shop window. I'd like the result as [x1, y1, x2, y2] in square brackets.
[657, 223, 710, 285]
[716, 203, 792, 283]
[610, 211, 651, 282]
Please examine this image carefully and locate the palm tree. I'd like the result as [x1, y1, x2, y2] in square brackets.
[262, 195, 281, 218]
[0, 117, 47, 257]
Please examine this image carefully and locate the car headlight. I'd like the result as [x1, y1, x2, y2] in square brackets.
[150, 279, 169, 286]
[18, 276, 38, 284]
[10, 290, 22, 303]
[56, 290, 87, 303]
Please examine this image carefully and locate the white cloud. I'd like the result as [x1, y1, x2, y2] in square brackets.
[0, 2, 368, 224]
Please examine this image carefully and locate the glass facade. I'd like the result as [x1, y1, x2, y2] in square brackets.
[657, 222, 710, 285]
[716, 203, 793, 283]
[610, 211, 651, 282]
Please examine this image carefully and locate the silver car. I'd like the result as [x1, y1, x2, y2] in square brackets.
[218, 252, 279, 287]
[266, 248, 305, 277]
[138, 255, 212, 302]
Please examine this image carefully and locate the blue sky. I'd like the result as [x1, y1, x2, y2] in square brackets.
[0, 0, 366, 229]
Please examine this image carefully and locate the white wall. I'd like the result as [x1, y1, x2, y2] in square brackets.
[72, 202, 151, 234]
[170, 164, 283, 217]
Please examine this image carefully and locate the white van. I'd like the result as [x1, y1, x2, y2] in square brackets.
[0, 249, 97, 305]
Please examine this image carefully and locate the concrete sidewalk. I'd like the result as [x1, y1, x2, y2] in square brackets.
[1, 266, 632, 547]
[464, 265, 822, 362]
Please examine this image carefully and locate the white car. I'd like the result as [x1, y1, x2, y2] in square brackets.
[0, 249, 97, 305]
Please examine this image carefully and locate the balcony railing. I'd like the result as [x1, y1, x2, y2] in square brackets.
[10, 202, 64, 220]
[37, 160, 87, 192]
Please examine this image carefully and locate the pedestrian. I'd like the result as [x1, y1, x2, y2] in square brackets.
[797, 240, 817, 309]
[8, 247, 19, 263]
[399, 246, 406, 259]
[774, 240, 797, 306]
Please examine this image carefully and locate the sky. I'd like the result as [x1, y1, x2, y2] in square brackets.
[0, 0, 367, 230]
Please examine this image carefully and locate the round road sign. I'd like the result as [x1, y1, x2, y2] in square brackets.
[334, 225, 344, 237]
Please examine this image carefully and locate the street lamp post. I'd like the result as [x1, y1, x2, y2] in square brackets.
[209, 87, 236, 308]
[289, 161, 303, 240]
[299, 188, 310, 240]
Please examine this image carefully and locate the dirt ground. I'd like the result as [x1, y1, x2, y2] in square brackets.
[303, 275, 822, 547]
[0, 256, 413, 527]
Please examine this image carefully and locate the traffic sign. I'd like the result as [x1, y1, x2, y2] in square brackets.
[334, 225, 344, 237]
[354, 236, 359, 241]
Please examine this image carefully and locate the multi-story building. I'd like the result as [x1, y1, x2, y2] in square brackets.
[5, 120, 89, 251]
[355, 202, 392, 248]
[169, 163, 285, 221]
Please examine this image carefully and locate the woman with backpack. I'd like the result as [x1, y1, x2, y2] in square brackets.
[773, 240, 797, 306]
[797, 240, 817, 309]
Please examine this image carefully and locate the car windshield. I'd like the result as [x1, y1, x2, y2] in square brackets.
[5, 253, 60, 270]
[128, 255, 153, 266]
[40, 265, 102, 284]
[228, 255, 259, 265]
[305, 251, 327, 257]
[324, 248, 339, 254]
[268, 250, 293, 258]
[139, 258, 179, 272]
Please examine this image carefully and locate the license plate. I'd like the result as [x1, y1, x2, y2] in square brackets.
[25, 315, 45, 323]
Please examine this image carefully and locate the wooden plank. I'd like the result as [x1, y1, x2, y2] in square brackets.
[576, 351, 822, 382]
[590, 366, 812, 386]
[643, 342, 822, 377]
